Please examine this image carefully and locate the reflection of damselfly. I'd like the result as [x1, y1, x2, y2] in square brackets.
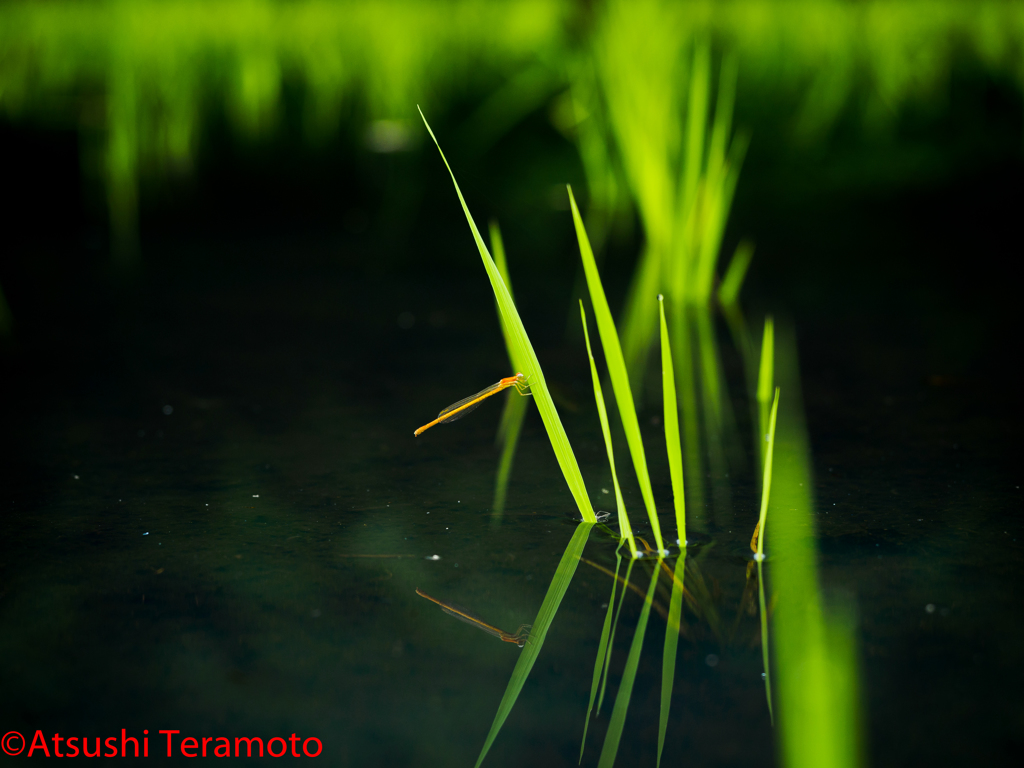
[414, 373, 531, 437]
[415, 588, 531, 647]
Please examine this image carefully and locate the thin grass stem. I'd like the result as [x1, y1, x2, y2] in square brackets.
[569, 186, 665, 551]
[581, 302, 638, 556]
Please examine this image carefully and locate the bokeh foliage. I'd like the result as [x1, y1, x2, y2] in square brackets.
[2, 1, 1021, 264]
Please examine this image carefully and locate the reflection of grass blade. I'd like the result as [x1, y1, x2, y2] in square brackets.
[772, 326, 861, 768]
[757, 559, 774, 725]
[657, 553, 686, 768]
[599, 557, 635, 714]
[580, 540, 625, 764]
[658, 296, 686, 544]
[420, 109, 595, 522]
[569, 186, 665, 550]
[492, 393, 528, 520]
[597, 560, 660, 768]
[581, 302, 637, 556]
[474, 522, 594, 768]
[755, 388, 780, 560]
[717, 240, 754, 307]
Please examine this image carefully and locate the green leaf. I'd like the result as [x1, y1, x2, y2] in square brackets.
[420, 108, 595, 523]
[597, 559, 661, 768]
[757, 316, 775, 405]
[569, 185, 664, 551]
[658, 295, 686, 544]
[755, 387, 780, 560]
[474, 522, 594, 768]
[581, 301, 637, 556]
[757, 315, 775, 472]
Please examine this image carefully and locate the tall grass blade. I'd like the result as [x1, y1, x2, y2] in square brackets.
[757, 315, 775, 471]
[569, 185, 665, 551]
[757, 559, 774, 725]
[420, 108, 595, 522]
[657, 553, 686, 768]
[580, 540, 625, 764]
[757, 316, 775, 405]
[755, 388, 780, 560]
[581, 302, 637, 556]
[658, 295, 686, 544]
[597, 560, 661, 768]
[474, 522, 594, 768]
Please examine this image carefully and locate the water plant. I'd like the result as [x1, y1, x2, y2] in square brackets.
[420, 113, 861, 768]
[570, 188, 669, 553]
[580, 303, 636, 557]
[419, 107, 596, 522]
[473, 522, 593, 768]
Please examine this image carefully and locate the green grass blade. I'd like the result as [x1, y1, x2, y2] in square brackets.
[657, 553, 686, 768]
[569, 185, 664, 551]
[597, 560, 661, 768]
[718, 240, 755, 307]
[758, 315, 776, 404]
[755, 387, 780, 560]
[580, 540, 625, 764]
[598, 557, 635, 714]
[757, 559, 774, 725]
[658, 295, 686, 545]
[757, 315, 775, 471]
[420, 108, 595, 522]
[474, 522, 594, 768]
[581, 302, 637, 557]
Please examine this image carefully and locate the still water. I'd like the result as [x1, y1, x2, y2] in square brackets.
[1, 243, 1020, 766]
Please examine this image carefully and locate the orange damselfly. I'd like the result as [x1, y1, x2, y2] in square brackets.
[413, 373, 531, 437]
[415, 588, 531, 647]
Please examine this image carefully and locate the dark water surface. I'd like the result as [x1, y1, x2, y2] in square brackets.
[2, 233, 1021, 766]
